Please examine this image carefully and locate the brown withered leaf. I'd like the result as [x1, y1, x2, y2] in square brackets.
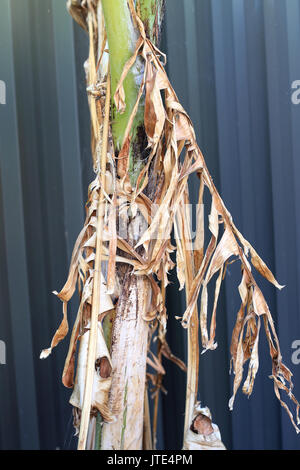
[144, 62, 166, 146]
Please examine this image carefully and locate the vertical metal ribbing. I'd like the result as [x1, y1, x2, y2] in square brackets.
[0, 0, 40, 450]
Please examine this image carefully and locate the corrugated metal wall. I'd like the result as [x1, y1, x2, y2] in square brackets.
[0, 0, 300, 450]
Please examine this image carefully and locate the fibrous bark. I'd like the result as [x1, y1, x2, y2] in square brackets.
[101, 274, 150, 449]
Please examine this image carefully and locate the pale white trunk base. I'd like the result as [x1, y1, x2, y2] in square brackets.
[101, 274, 150, 450]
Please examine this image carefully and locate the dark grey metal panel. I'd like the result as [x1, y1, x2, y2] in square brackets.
[0, 0, 40, 450]
[0, 0, 300, 450]
[263, 0, 300, 450]
[52, 0, 85, 258]
[0, 0, 87, 450]
[210, 0, 281, 449]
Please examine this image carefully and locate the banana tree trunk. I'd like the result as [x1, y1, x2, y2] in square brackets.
[101, 275, 150, 449]
[98, 0, 165, 450]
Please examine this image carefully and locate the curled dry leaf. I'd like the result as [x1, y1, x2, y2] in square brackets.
[70, 322, 116, 423]
[67, 0, 88, 31]
[183, 403, 226, 450]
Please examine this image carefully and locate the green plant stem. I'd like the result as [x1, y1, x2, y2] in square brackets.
[101, 0, 165, 186]
[137, 0, 165, 44]
[101, 0, 144, 153]
[94, 413, 103, 449]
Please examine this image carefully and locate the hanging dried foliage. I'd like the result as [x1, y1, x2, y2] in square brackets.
[41, 0, 299, 450]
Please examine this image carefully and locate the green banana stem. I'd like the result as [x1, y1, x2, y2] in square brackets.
[137, 0, 165, 44]
[101, 0, 144, 155]
[101, 0, 165, 185]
